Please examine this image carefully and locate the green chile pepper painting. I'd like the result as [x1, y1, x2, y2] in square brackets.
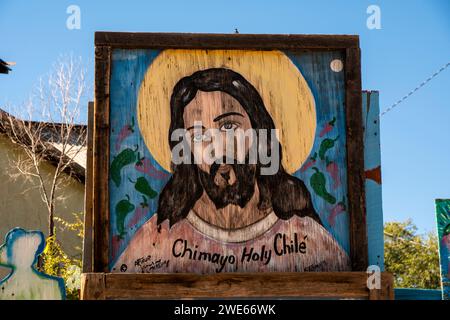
[129, 177, 158, 199]
[115, 194, 135, 238]
[111, 147, 138, 187]
[310, 167, 336, 205]
[318, 136, 339, 160]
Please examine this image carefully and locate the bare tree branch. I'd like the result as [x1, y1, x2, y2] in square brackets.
[0, 55, 89, 238]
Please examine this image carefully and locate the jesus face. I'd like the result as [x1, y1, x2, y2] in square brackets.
[183, 90, 257, 210]
[157, 68, 321, 231]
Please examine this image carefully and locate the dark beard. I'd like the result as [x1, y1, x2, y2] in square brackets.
[197, 161, 257, 210]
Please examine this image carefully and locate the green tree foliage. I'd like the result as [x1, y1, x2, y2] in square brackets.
[384, 219, 440, 289]
[38, 212, 83, 300]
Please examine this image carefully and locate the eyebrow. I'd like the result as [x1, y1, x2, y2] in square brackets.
[213, 112, 244, 122]
[186, 124, 206, 131]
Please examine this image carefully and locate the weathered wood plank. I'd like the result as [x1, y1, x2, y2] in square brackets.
[81, 273, 105, 300]
[345, 47, 368, 271]
[93, 46, 111, 272]
[82, 101, 94, 273]
[80, 272, 393, 300]
[95, 32, 359, 49]
[362, 91, 384, 269]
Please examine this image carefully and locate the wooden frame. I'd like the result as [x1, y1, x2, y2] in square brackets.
[86, 33, 370, 298]
[81, 272, 393, 300]
[93, 45, 112, 272]
[90, 32, 367, 272]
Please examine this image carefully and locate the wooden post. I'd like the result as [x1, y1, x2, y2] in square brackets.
[93, 46, 111, 272]
[82, 101, 94, 273]
[345, 47, 368, 271]
[81, 273, 106, 300]
[362, 91, 384, 269]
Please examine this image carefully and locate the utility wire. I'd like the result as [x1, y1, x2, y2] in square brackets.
[381, 61, 450, 117]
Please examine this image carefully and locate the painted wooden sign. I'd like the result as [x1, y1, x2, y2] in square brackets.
[89, 33, 368, 276]
[0, 228, 65, 300]
[436, 199, 450, 300]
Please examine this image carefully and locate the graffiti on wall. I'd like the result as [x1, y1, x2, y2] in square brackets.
[436, 199, 450, 300]
[108, 49, 353, 274]
[0, 228, 65, 300]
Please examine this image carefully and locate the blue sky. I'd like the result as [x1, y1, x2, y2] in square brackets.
[1, 0, 449, 234]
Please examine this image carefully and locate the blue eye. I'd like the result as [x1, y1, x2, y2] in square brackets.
[193, 133, 204, 142]
[220, 122, 238, 132]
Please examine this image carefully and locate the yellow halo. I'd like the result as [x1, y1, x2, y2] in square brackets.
[137, 49, 316, 174]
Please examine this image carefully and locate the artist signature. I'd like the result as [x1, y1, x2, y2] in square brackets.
[133, 255, 170, 272]
[303, 260, 328, 272]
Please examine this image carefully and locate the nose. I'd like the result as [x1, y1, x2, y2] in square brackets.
[220, 171, 230, 182]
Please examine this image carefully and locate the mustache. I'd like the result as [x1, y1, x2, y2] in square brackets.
[209, 156, 250, 178]
[210, 157, 234, 178]
[198, 158, 257, 210]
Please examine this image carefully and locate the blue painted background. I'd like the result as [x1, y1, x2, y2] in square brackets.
[288, 51, 350, 256]
[109, 49, 169, 268]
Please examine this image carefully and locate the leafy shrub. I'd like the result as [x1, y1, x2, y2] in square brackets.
[384, 219, 440, 289]
[38, 212, 83, 300]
